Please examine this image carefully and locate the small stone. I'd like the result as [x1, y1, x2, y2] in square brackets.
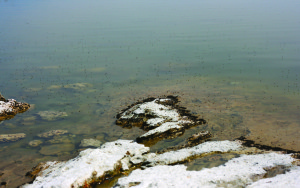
[37, 130, 68, 138]
[29, 140, 43, 147]
[0, 133, 26, 142]
[79, 138, 102, 148]
[37, 111, 68, 121]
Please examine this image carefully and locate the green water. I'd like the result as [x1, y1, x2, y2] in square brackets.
[1, 0, 300, 187]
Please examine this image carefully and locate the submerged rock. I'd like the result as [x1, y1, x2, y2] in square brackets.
[37, 111, 68, 121]
[28, 140, 43, 147]
[48, 83, 92, 91]
[39, 143, 75, 156]
[46, 135, 73, 144]
[0, 133, 26, 143]
[116, 96, 206, 144]
[79, 138, 102, 148]
[37, 130, 68, 138]
[0, 94, 30, 121]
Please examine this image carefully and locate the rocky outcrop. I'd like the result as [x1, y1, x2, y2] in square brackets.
[116, 96, 206, 145]
[0, 94, 30, 121]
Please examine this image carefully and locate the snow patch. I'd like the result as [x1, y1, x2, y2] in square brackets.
[116, 153, 297, 188]
[22, 140, 149, 188]
[146, 140, 243, 165]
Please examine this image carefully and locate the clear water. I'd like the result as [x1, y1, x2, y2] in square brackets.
[0, 0, 300, 186]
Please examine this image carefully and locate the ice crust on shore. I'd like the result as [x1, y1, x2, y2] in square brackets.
[22, 140, 149, 188]
[116, 153, 298, 188]
[145, 140, 243, 165]
[22, 139, 300, 188]
[247, 166, 300, 188]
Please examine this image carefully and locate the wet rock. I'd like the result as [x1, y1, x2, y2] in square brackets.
[28, 140, 43, 147]
[116, 96, 206, 144]
[37, 111, 68, 121]
[37, 130, 68, 138]
[0, 94, 30, 121]
[39, 143, 75, 156]
[0, 133, 26, 143]
[79, 138, 102, 148]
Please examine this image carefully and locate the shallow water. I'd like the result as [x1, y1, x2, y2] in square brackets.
[0, 0, 300, 187]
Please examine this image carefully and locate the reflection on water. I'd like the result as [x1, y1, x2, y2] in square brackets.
[0, 0, 300, 187]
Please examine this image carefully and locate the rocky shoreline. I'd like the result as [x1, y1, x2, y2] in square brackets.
[21, 96, 300, 188]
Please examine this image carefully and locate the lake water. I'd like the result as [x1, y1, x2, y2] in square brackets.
[0, 0, 300, 187]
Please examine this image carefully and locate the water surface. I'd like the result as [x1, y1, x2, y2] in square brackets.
[0, 0, 300, 187]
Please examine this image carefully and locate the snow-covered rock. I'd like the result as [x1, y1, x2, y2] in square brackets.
[22, 140, 149, 188]
[145, 140, 243, 166]
[116, 96, 206, 143]
[116, 153, 298, 188]
[0, 94, 30, 121]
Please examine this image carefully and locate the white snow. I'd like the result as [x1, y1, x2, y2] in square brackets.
[246, 166, 300, 188]
[146, 118, 165, 127]
[0, 99, 16, 114]
[116, 153, 297, 188]
[140, 122, 183, 138]
[146, 140, 243, 165]
[22, 140, 149, 188]
[120, 99, 180, 121]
